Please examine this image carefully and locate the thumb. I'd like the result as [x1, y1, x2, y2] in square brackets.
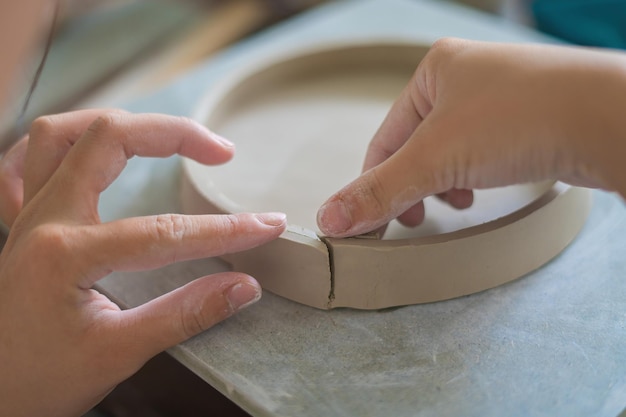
[317, 122, 447, 238]
[317, 168, 424, 238]
[118, 272, 261, 361]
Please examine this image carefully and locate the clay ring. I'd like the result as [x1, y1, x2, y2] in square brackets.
[181, 41, 591, 309]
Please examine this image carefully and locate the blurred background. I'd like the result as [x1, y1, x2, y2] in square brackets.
[2, 0, 537, 144]
[6, 0, 624, 146]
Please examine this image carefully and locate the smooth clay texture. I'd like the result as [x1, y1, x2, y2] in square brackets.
[182, 42, 592, 309]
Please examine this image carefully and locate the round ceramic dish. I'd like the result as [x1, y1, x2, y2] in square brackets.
[181, 41, 592, 310]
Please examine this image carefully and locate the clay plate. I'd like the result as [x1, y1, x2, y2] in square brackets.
[181, 41, 592, 309]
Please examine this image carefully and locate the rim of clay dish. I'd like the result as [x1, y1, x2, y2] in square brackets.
[181, 40, 592, 309]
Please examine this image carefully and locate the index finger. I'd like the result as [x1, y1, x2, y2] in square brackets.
[38, 112, 233, 222]
[362, 83, 425, 172]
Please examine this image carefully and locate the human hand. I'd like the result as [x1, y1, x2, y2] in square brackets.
[317, 38, 626, 237]
[0, 110, 287, 417]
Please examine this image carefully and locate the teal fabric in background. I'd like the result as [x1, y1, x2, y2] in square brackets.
[533, 0, 626, 48]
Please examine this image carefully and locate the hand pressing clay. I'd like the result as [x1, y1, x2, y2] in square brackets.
[182, 42, 592, 309]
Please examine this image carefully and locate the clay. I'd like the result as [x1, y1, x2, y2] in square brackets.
[327, 183, 591, 308]
[181, 41, 592, 309]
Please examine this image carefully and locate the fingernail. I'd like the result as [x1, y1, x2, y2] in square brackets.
[255, 212, 287, 227]
[208, 130, 234, 148]
[318, 200, 352, 235]
[226, 282, 261, 312]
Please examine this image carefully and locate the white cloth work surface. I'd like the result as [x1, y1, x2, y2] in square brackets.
[97, 0, 626, 416]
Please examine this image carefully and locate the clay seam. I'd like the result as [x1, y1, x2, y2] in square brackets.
[320, 236, 335, 309]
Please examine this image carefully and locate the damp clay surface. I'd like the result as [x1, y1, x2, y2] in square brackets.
[182, 42, 592, 309]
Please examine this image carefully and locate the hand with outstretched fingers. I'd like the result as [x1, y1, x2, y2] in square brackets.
[0, 110, 287, 417]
